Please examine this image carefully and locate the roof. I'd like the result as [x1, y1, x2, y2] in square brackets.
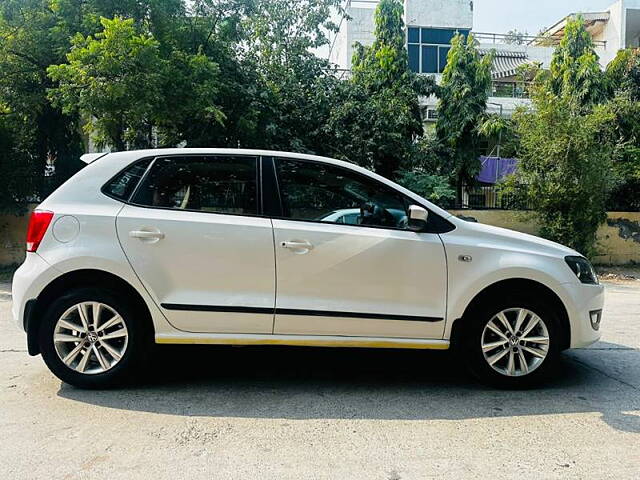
[534, 11, 610, 45]
[479, 49, 531, 80]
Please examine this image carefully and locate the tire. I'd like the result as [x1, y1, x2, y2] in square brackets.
[459, 291, 562, 388]
[38, 287, 151, 389]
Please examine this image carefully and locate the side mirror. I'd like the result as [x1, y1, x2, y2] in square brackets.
[408, 205, 429, 232]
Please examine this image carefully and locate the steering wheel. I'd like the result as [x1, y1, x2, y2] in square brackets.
[360, 202, 396, 227]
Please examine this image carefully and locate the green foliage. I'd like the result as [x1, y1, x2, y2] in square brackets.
[0, 0, 85, 213]
[395, 132, 454, 203]
[477, 114, 519, 158]
[605, 90, 640, 212]
[327, 0, 435, 182]
[240, 0, 346, 153]
[514, 88, 615, 257]
[606, 48, 640, 100]
[504, 29, 527, 45]
[48, 17, 167, 150]
[3, 0, 639, 229]
[547, 16, 606, 109]
[397, 170, 456, 203]
[154, 50, 225, 147]
[510, 16, 629, 257]
[0, 116, 37, 214]
[436, 34, 492, 187]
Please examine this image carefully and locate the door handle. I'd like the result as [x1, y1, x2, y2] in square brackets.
[129, 230, 165, 241]
[281, 240, 313, 252]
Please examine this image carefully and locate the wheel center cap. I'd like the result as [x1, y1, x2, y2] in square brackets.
[509, 336, 518, 346]
[87, 332, 99, 344]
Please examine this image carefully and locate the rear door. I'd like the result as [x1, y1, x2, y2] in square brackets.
[270, 157, 448, 339]
[115, 155, 276, 334]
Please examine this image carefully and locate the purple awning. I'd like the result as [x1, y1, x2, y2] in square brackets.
[476, 156, 518, 184]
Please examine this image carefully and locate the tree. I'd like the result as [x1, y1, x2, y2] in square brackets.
[513, 92, 615, 256]
[396, 132, 456, 203]
[505, 29, 527, 45]
[604, 49, 640, 211]
[547, 16, 606, 109]
[171, 0, 267, 147]
[326, 0, 437, 182]
[478, 114, 518, 158]
[606, 48, 640, 100]
[512, 17, 618, 257]
[48, 17, 168, 150]
[436, 33, 492, 196]
[0, 0, 84, 211]
[241, 0, 347, 153]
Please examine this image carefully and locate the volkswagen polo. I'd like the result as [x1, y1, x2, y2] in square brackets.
[12, 149, 604, 388]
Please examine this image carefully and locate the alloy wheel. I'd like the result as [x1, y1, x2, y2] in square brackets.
[53, 302, 129, 375]
[481, 307, 550, 377]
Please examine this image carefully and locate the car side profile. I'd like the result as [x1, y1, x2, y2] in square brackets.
[12, 149, 604, 388]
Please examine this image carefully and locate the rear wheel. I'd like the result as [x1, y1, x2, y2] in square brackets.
[39, 287, 151, 389]
[460, 293, 562, 388]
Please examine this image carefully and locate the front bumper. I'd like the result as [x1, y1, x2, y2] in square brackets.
[558, 281, 605, 348]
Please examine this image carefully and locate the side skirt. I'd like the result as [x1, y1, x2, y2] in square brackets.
[155, 333, 450, 350]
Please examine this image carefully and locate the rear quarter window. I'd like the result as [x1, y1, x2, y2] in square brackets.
[103, 158, 152, 201]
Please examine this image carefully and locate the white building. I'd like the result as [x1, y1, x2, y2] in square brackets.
[328, 0, 640, 119]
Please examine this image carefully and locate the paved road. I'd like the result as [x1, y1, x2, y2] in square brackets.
[1, 281, 639, 479]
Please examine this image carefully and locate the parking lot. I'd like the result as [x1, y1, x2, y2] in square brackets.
[1, 280, 639, 479]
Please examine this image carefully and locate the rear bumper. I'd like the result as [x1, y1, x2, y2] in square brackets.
[558, 282, 605, 349]
[11, 253, 60, 331]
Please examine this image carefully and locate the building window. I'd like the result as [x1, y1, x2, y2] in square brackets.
[407, 27, 470, 74]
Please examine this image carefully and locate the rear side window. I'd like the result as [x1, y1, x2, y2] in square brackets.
[131, 155, 258, 216]
[103, 158, 152, 200]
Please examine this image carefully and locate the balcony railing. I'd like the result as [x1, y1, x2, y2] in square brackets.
[473, 31, 607, 49]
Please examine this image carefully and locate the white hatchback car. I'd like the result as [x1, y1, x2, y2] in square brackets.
[12, 149, 604, 388]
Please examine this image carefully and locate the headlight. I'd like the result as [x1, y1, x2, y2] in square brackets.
[565, 256, 599, 284]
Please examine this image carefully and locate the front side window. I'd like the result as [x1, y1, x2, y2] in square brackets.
[132, 156, 258, 215]
[275, 158, 409, 229]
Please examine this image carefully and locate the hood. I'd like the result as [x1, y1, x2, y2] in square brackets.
[453, 219, 581, 258]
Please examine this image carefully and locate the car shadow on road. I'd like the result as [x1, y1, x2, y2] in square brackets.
[57, 343, 640, 433]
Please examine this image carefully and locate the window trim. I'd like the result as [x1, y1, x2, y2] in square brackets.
[407, 26, 470, 74]
[269, 156, 452, 234]
[101, 153, 455, 233]
[101, 153, 265, 220]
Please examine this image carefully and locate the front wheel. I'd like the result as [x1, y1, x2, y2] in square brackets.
[38, 287, 151, 389]
[460, 295, 562, 388]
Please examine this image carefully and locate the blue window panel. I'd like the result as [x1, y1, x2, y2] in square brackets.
[438, 46, 450, 72]
[408, 44, 420, 72]
[421, 28, 455, 45]
[408, 27, 420, 44]
[458, 29, 471, 39]
[422, 46, 438, 73]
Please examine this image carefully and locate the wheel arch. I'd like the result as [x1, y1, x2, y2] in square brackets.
[26, 269, 154, 356]
[449, 278, 571, 352]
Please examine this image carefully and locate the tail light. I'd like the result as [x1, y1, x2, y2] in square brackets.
[26, 210, 54, 252]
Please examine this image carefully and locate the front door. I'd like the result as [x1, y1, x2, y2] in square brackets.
[271, 157, 447, 339]
[116, 154, 275, 334]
